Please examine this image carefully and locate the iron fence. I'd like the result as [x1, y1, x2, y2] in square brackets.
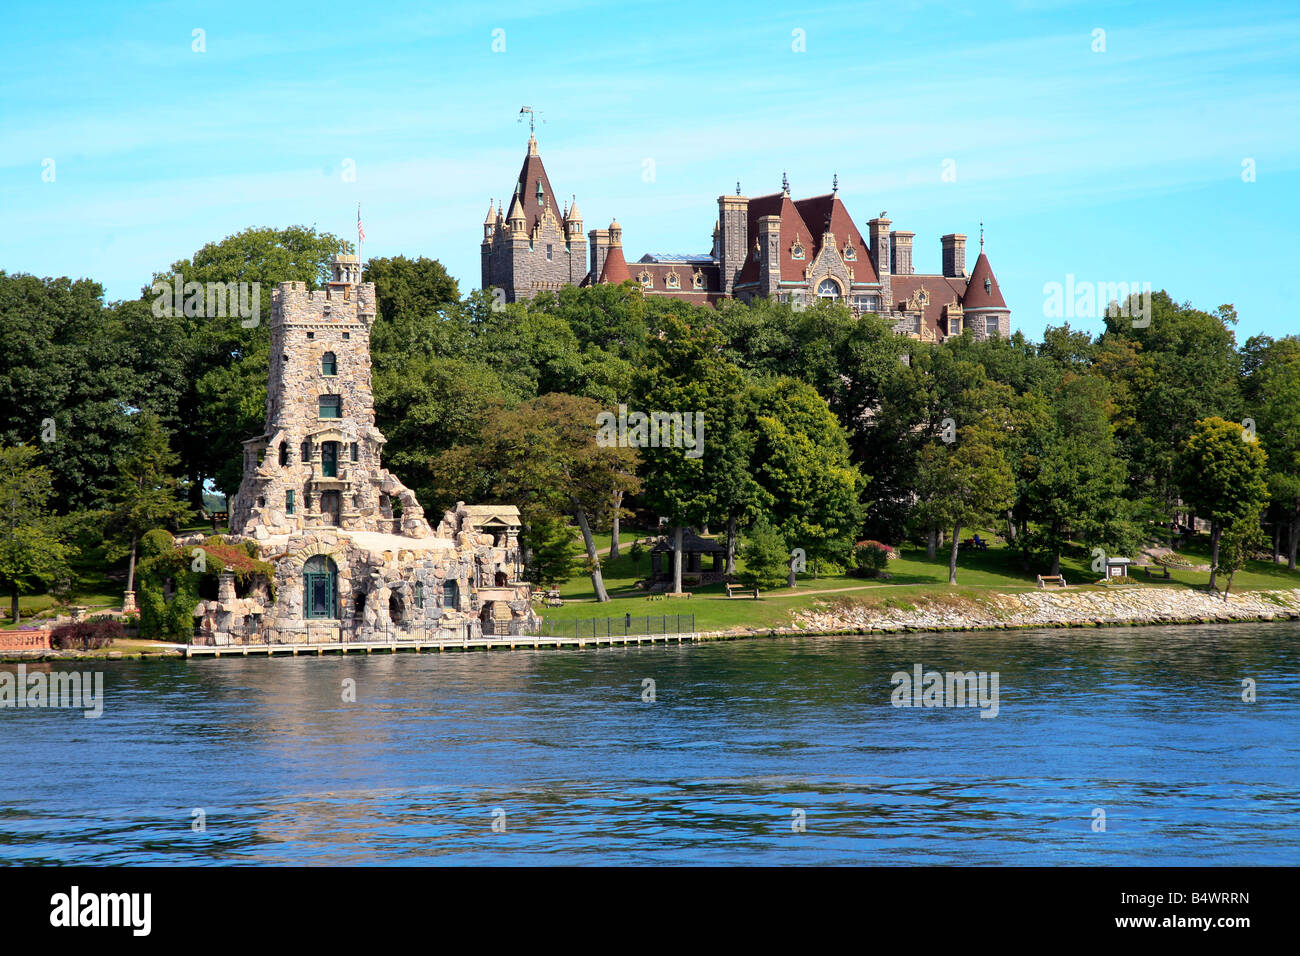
[526, 613, 695, 640]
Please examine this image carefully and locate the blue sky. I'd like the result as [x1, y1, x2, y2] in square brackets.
[2, 0, 1297, 343]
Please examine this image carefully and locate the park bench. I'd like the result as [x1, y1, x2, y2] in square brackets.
[665, 591, 692, 599]
[1144, 565, 1171, 580]
[725, 584, 761, 599]
[1036, 574, 1068, 589]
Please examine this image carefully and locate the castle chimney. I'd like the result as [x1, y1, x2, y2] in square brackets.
[941, 234, 967, 278]
[718, 194, 749, 296]
[868, 215, 892, 307]
[889, 231, 914, 275]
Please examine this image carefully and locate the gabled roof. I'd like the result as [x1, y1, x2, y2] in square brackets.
[962, 251, 1007, 309]
[734, 191, 879, 289]
[793, 193, 878, 284]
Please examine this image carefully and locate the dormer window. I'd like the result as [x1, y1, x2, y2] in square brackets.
[638, 271, 653, 289]
[844, 244, 856, 261]
[665, 271, 680, 289]
[321, 351, 337, 376]
[791, 239, 805, 260]
[984, 278, 992, 294]
[693, 271, 706, 290]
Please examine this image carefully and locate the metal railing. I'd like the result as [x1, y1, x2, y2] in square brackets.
[526, 614, 695, 640]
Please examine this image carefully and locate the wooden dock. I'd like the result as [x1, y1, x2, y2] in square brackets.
[185, 632, 703, 658]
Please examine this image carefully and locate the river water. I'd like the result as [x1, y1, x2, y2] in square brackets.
[1, 623, 1297, 865]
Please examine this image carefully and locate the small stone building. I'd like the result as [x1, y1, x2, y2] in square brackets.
[191, 254, 534, 645]
[649, 531, 728, 588]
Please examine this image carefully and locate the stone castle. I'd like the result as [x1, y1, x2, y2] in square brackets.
[482, 133, 1011, 342]
[193, 254, 533, 645]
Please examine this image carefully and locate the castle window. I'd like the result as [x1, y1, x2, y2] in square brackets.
[443, 579, 460, 609]
[415, 582, 424, 609]
[985, 316, 999, 336]
[816, 278, 841, 300]
[301, 440, 311, 462]
[319, 395, 342, 418]
[791, 240, 805, 260]
[306, 331, 315, 340]
[693, 271, 705, 290]
[286, 489, 295, 515]
[278, 443, 289, 467]
[666, 271, 680, 289]
[321, 442, 338, 478]
[321, 352, 337, 376]
[638, 271, 653, 289]
[342, 331, 350, 340]
[546, 244, 553, 261]
[351, 442, 359, 463]
[844, 244, 856, 261]
[984, 278, 992, 294]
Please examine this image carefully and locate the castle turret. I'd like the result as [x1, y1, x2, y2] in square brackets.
[229, 253, 430, 539]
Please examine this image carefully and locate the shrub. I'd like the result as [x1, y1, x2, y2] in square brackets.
[50, 616, 124, 650]
[853, 541, 894, 578]
[139, 528, 175, 558]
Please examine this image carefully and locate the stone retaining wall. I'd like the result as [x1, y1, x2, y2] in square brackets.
[790, 588, 1300, 635]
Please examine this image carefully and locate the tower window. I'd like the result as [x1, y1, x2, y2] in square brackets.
[301, 440, 311, 463]
[321, 351, 337, 376]
[350, 442, 359, 462]
[443, 579, 460, 609]
[319, 395, 342, 418]
[278, 443, 289, 467]
[546, 244, 553, 261]
[342, 331, 350, 340]
[306, 331, 315, 340]
[415, 582, 424, 609]
[286, 489, 295, 515]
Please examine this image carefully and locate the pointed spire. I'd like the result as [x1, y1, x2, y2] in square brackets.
[506, 192, 526, 228]
[567, 194, 582, 224]
[484, 199, 497, 224]
[528, 132, 539, 157]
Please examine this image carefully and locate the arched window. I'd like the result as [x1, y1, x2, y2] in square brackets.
[443, 579, 459, 609]
[321, 351, 337, 376]
[303, 555, 337, 619]
[817, 278, 841, 300]
[278, 443, 289, 467]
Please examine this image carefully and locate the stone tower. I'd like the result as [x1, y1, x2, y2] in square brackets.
[228, 253, 431, 540]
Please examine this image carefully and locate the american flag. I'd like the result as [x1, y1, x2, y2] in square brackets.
[357, 205, 365, 244]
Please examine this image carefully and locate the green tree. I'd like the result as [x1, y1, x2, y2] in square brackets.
[1218, 505, 1265, 602]
[738, 516, 788, 591]
[915, 425, 1016, 584]
[1241, 335, 1300, 568]
[1175, 416, 1269, 589]
[1020, 376, 1135, 574]
[0, 446, 76, 623]
[104, 411, 193, 603]
[527, 515, 582, 589]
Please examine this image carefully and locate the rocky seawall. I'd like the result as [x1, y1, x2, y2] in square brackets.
[786, 587, 1300, 635]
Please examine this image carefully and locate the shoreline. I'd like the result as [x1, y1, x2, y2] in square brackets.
[3, 587, 1298, 662]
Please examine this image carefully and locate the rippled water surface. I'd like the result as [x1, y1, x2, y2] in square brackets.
[2, 623, 1297, 864]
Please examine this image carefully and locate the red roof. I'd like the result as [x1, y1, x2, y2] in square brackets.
[962, 251, 1007, 309]
[735, 191, 878, 289]
[513, 144, 560, 234]
[889, 274, 969, 337]
[600, 245, 631, 285]
[793, 193, 878, 284]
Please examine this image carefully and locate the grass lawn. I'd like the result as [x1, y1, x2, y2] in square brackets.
[541, 528, 1300, 633]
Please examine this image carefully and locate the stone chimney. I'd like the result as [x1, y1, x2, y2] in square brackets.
[941, 234, 967, 278]
[588, 228, 610, 285]
[757, 215, 781, 298]
[890, 231, 914, 275]
[868, 215, 892, 307]
[718, 194, 749, 295]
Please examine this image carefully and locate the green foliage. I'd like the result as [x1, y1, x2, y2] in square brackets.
[853, 541, 892, 577]
[527, 515, 582, 588]
[0, 445, 77, 622]
[739, 516, 789, 590]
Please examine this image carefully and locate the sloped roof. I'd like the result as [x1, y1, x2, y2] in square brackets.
[794, 193, 878, 284]
[513, 142, 560, 234]
[600, 244, 632, 285]
[962, 251, 1007, 309]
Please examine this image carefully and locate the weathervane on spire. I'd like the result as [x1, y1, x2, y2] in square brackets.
[832, 172, 838, 194]
[736, 181, 741, 196]
[980, 220, 985, 249]
[517, 106, 543, 134]
[782, 171, 789, 195]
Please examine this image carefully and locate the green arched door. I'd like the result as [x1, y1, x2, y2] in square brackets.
[303, 555, 337, 619]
